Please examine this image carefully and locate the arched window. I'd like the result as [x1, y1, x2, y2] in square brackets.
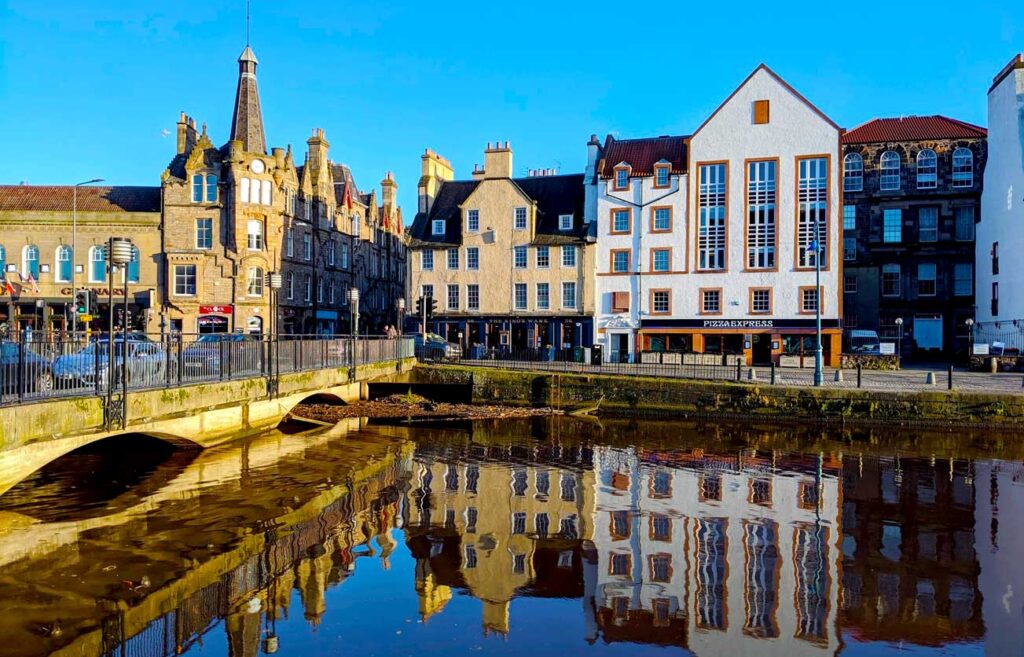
[55, 245, 73, 282]
[916, 149, 937, 189]
[239, 177, 250, 203]
[192, 174, 204, 202]
[248, 177, 260, 204]
[205, 174, 218, 202]
[352, 212, 361, 236]
[247, 267, 264, 297]
[953, 148, 974, 188]
[0, 245, 6, 279]
[89, 246, 106, 283]
[879, 151, 901, 191]
[126, 246, 140, 283]
[22, 245, 39, 279]
[843, 153, 863, 192]
[247, 219, 264, 250]
[260, 179, 272, 205]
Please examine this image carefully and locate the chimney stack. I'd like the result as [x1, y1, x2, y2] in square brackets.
[483, 141, 513, 179]
[418, 149, 454, 214]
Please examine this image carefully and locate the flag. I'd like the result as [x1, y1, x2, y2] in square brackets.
[2, 279, 15, 296]
[23, 272, 39, 294]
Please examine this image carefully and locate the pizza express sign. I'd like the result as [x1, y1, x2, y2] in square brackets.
[641, 318, 842, 330]
[702, 320, 775, 329]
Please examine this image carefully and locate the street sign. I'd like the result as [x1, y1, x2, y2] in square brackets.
[79, 314, 93, 322]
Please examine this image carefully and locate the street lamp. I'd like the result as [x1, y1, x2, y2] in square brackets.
[71, 178, 104, 336]
[966, 317, 975, 358]
[348, 287, 360, 337]
[105, 237, 133, 430]
[397, 297, 406, 335]
[895, 317, 904, 366]
[807, 233, 825, 386]
[268, 273, 282, 396]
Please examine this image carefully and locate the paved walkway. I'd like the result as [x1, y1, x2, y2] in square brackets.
[453, 359, 1024, 395]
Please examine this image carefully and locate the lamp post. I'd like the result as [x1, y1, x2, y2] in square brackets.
[808, 232, 825, 387]
[397, 297, 405, 335]
[268, 272, 282, 396]
[71, 178, 104, 337]
[105, 237, 133, 430]
[895, 317, 904, 366]
[348, 287, 360, 337]
[966, 317, 975, 359]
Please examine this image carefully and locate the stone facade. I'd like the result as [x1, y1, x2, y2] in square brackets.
[841, 117, 986, 357]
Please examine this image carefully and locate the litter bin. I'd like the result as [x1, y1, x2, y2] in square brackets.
[592, 344, 603, 365]
[573, 346, 584, 363]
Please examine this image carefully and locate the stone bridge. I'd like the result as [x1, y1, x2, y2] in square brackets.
[0, 352, 415, 496]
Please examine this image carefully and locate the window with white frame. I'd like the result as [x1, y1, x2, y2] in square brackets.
[467, 209, 479, 232]
[955, 206, 975, 241]
[916, 149, 937, 189]
[340, 243, 350, 269]
[919, 208, 938, 242]
[174, 264, 196, 296]
[954, 263, 972, 296]
[698, 164, 727, 270]
[303, 233, 311, 261]
[917, 263, 936, 296]
[843, 205, 856, 231]
[880, 151, 901, 191]
[89, 246, 105, 282]
[432, 219, 445, 235]
[422, 284, 433, 300]
[196, 218, 213, 249]
[881, 263, 901, 297]
[260, 179, 272, 205]
[537, 283, 550, 310]
[652, 207, 671, 232]
[655, 165, 670, 188]
[514, 283, 527, 310]
[352, 212, 360, 235]
[562, 245, 576, 267]
[952, 148, 974, 188]
[797, 157, 828, 268]
[247, 267, 264, 297]
[614, 168, 629, 190]
[55, 245, 72, 282]
[559, 214, 573, 231]
[467, 284, 480, 310]
[422, 250, 434, 271]
[562, 282, 577, 309]
[328, 279, 335, 304]
[513, 246, 527, 269]
[467, 247, 479, 270]
[249, 178, 260, 204]
[286, 227, 294, 257]
[747, 160, 776, 269]
[514, 207, 527, 230]
[247, 219, 263, 251]
[843, 153, 863, 192]
[304, 274, 312, 302]
[536, 246, 550, 268]
[447, 247, 459, 270]
[287, 272, 295, 300]
[883, 209, 902, 243]
[326, 239, 336, 266]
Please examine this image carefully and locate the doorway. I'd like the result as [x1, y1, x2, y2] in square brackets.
[752, 334, 772, 364]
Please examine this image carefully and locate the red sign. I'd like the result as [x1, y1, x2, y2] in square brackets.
[199, 305, 232, 315]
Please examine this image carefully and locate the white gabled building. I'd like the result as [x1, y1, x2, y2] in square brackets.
[593, 135, 689, 361]
[977, 54, 1024, 348]
[593, 65, 843, 366]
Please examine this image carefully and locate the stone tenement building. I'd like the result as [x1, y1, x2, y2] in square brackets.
[841, 116, 987, 357]
[162, 45, 406, 336]
[407, 143, 595, 351]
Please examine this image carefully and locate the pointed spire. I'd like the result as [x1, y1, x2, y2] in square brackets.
[230, 46, 267, 154]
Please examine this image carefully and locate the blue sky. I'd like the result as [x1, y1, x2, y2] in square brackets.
[0, 1, 1021, 217]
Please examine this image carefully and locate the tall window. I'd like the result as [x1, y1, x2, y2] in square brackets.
[918, 208, 938, 242]
[196, 218, 213, 249]
[249, 178, 260, 204]
[447, 284, 459, 310]
[205, 174, 218, 202]
[536, 283, 550, 310]
[843, 153, 863, 192]
[514, 207, 528, 230]
[247, 219, 263, 250]
[611, 209, 631, 234]
[698, 164, 727, 270]
[536, 246, 550, 268]
[21, 244, 39, 279]
[652, 248, 670, 272]
[89, 246, 105, 282]
[695, 518, 727, 630]
[467, 209, 479, 232]
[304, 274, 312, 302]
[562, 245, 577, 267]
[562, 282, 577, 309]
[744, 521, 780, 638]
[514, 283, 527, 310]
[260, 180, 272, 205]
[192, 174, 204, 202]
[287, 272, 295, 300]
[952, 148, 974, 188]
[955, 206, 975, 241]
[447, 247, 459, 270]
[352, 212, 361, 235]
[328, 279, 335, 304]
[915, 150, 938, 190]
[843, 205, 856, 231]
[797, 157, 828, 269]
[881, 264, 901, 297]
[880, 151, 901, 191]
[55, 245, 72, 282]
[340, 243, 350, 269]
[422, 250, 434, 271]
[513, 246, 527, 269]
[285, 227, 294, 257]
[303, 233, 311, 261]
[747, 160, 776, 269]
[466, 284, 480, 310]
[954, 263, 972, 297]
[883, 209, 902, 243]
[917, 263, 936, 296]
[247, 267, 264, 297]
[0, 245, 6, 279]
[173, 264, 196, 296]
[467, 247, 479, 270]
[652, 207, 671, 232]
[326, 238, 336, 266]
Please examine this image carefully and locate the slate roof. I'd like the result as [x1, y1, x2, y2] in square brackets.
[0, 185, 161, 213]
[842, 116, 987, 144]
[599, 135, 688, 178]
[329, 163, 367, 208]
[408, 174, 587, 247]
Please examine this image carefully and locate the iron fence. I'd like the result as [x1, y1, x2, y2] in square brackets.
[0, 332, 413, 407]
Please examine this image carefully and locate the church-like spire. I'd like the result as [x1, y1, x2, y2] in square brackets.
[230, 46, 267, 154]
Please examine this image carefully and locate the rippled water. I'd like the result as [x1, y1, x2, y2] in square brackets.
[0, 417, 1020, 656]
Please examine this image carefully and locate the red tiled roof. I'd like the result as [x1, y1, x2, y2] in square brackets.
[599, 135, 688, 178]
[0, 185, 161, 213]
[842, 116, 987, 144]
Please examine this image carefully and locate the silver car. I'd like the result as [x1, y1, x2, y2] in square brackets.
[52, 338, 169, 390]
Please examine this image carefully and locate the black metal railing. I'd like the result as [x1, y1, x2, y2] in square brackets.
[0, 333, 414, 407]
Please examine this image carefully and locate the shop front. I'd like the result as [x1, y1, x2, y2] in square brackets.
[639, 318, 843, 367]
[5, 288, 154, 336]
[428, 315, 594, 354]
[197, 305, 232, 335]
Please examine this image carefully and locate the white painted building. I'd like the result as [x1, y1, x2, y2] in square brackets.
[977, 54, 1024, 347]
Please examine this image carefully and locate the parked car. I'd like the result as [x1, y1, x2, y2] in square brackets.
[52, 337, 168, 389]
[847, 330, 881, 355]
[406, 333, 462, 360]
[0, 341, 54, 394]
[180, 333, 263, 379]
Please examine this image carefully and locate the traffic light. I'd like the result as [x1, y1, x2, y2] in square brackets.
[415, 295, 440, 319]
[74, 289, 90, 315]
[415, 296, 425, 317]
[428, 296, 439, 316]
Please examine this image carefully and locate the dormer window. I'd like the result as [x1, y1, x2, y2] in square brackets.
[614, 166, 630, 191]
[432, 219, 445, 236]
[559, 214, 573, 231]
[654, 164, 670, 188]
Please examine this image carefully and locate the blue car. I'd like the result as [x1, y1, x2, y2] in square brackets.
[0, 341, 54, 395]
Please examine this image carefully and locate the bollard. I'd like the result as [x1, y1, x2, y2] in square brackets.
[770, 363, 776, 385]
[748, 367, 758, 381]
[925, 371, 936, 386]
[834, 369, 844, 383]
[736, 359, 742, 382]
[857, 363, 862, 388]
[948, 365, 953, 391]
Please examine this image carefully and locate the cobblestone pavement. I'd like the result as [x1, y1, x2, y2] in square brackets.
[453, 359, 1024, 395]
